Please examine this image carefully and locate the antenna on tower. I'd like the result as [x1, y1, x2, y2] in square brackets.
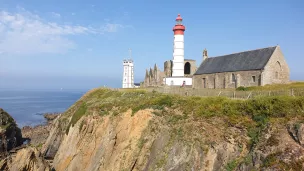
[129, 48, 132, 60]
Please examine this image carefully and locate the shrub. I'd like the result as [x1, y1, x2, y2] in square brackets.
[225, 159, 238, 171]
[236, 86, 249, 91]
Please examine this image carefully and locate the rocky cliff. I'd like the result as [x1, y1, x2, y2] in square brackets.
[40, 88, 304, 171]
[2, 89, 304, 171]
[0, 108, 51, 171]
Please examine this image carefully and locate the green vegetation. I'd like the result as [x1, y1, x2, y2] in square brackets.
[63, 88, 304, 137]
[137, 137, 148, 150]
[236, 86, 251, 91]
[261, 151, 304, 170]
[65, 102, 87, 134]
[263, 152, 282, 168]
[0, 108, 16, 130]
[225, 159, 238, 171]
[236, 82, 304, 91]
[70, 102, 87, 126]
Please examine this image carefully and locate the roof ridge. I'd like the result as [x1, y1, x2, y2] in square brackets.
[209, 46, 277, 59]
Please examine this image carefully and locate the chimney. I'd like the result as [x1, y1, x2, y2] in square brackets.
[203, 48, 208, 61]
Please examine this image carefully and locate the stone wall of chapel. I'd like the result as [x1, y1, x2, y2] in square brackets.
[263, 46, 290, 85]
[193, 70, 263, 89]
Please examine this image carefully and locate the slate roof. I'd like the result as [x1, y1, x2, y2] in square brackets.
[185, 59, 196, 61]
[194, 46, 277, 75]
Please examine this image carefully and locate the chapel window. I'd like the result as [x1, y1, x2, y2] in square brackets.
[252, 76, 256, 82]
[275, 61, 281, 79]
[231, 74, 236, 83]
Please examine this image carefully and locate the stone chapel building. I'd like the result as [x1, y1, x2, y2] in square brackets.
[193, 46, 290, 89]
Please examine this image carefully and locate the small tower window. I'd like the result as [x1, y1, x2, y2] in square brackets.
[184, 62, 191, 75]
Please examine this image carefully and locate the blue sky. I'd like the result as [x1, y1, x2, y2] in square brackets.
[0, 0, 303, 90]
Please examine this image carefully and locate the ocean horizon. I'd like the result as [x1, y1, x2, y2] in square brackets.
[0, 89, 86, 127]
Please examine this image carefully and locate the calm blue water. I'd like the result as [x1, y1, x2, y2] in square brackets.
[0, 90, 85, 127]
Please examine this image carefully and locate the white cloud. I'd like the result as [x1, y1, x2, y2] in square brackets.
[0, 9, 127, 56]
[51, 12, 61, 18]
[102, 23, 124, 33]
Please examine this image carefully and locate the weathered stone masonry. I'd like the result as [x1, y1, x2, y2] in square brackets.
[193, 46, 290, 89]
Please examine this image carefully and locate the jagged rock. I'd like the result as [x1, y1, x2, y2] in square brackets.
[42, 116, 64, 159]
[297, 124, 304, 146]
[0, 147, 50, 171]
[287, 122, 304, 146]
[43, 113, 60, 121]
[0, 108, 23, 159]
[21, 124, 50, 147]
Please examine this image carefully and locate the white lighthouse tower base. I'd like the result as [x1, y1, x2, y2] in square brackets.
[165, 77, 192, 86]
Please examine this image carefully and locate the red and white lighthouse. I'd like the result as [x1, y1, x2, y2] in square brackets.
[172, 14, 186, 77]
[165, 14, 192, 86]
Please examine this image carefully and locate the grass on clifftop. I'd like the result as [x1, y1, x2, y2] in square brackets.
[64, 88, 304, 130]
[236, 82, 304, 91]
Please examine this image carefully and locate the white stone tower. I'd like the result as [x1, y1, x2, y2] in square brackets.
[122, 49, 134, 88]
[172, 14, 186, 77]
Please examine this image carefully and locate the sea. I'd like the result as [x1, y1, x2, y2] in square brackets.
[0, 90, 86, 127]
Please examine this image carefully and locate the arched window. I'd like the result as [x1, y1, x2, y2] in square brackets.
[184, 62, 191, 75]
[275, 61, 282, 79]
[276, 61, 282, 70]
[231, 73, 236, 83]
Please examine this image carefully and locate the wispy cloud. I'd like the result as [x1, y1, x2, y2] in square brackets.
[102, 23, 124, 33]
[0, 9, 128, 56]
[50, 12, 61, 18]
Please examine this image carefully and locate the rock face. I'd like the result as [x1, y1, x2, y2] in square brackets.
[287, 122, 304, 147]
[38, 89, 304, 171]
[0, 147, 50, 171]
[0, 108, 23, 159]
[42, 108, 304, 171]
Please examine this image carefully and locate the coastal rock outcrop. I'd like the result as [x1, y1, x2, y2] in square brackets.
[22, 113, 60, 147]
[40, 89, 304, 170]
[0, 147, 50, 171]
[0, 108, 23, 159]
